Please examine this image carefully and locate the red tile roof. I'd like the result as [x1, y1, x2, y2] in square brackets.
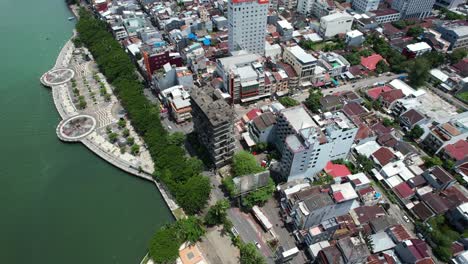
[388, 224, 412, 242]
[372, 147, 396, 166]
[354, 205, 386, 224]
[361, 54, 384, 71]
[371, 122, 392, 136]
[343, 102, 366, 117]
[380, 89, 405, 104]
[367, 86, 393, 100]
[444, 139, 468, 161]
[324, 161, 352, 178]
[393, 182, 415, 199]
[244, 109, 261, 122]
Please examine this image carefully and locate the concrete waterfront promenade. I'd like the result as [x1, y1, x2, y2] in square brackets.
[41, 36, 180, 215]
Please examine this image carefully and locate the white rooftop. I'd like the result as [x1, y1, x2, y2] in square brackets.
[237, 65, 258, 80]
[346, 30, 363, 38]
[331, 182, 358, 202]
[277, 20, 293, 30]
[406, 42, 432, 52]
[389, 79, 416, 97]
[218, 52, 260, 71]
[430, 69, 449, 82]
[287, 46, 317, 64]
[348, 172, 370, 186]
[281, 105, 315, 132]
[355, 140, 381, 158]
[385, 175, 403, 188]
[321, 12, 353, 22]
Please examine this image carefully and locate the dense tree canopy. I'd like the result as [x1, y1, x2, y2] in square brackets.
[278, 96, 299, 107]
[409, 125, 424, 139]
[76, 9, 211, 215]
[304, 89, 323, 113]
[232, 151, 265, 176]
[408, 59, 430, 88]
[239, 243, 266, 264]
[204, 199, 230, 226]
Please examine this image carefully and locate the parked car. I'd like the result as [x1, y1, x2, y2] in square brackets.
[255, 241, 261, 249]
[403, 215, 410, 223]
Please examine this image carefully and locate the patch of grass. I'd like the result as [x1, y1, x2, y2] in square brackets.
[173, 207, 186, 220]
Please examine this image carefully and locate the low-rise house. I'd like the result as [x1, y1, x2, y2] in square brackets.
[361, 54, 385, 72]
[351, 205, 386, 225]
[446, 202, 468, 233]
[370, 232, 396, 253]
[395, 239, 431, 264]
[318, 52, 351, 78]
[336, 236, 370, 264]
[379, 89, 405, 109]
[402, 42, 432, 58]
[345, 30, 364, 47]
[411, 201, 435, 221]
[437, 22, 468, 50]
[393, 182, 416, 202]
[422, 166, 456, 191]
[399, 109, 427, 130]
[320, 95, 342, 111]
[372, 147, 397, 167]
[248, 112, 277, 144]
[348, 172, 371, 190]
[442, 139, 468, 162]
[304, 218, 339, 246]
[387, 224, 412, 243]
[366, 85, 393, 101]
[370, 216, 397, 233]
[317, 245, 345, 264]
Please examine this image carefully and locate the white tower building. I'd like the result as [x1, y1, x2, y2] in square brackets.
[228, 0, 269, 55]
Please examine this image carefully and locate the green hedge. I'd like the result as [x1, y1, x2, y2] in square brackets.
[76, 8, 211, 215]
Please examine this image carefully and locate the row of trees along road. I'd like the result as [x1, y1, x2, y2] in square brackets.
[75, 8, 213, 263]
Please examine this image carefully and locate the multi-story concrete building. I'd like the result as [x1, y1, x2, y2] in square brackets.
[369, 9, 401, 24]
[437, 22, 468, 50]
[434, 0, 465, 9]
[318, 52, 351, 77]
[352, 0, 379, 12]
[319, 12, 354, 38]
[402, 42, 432, 58]
[275, 105, 358, 181]
[421, 112, 468, 154]
[282, 46, 317, 87]
[191, 86, 236, 168]
[216, 52, 269, 103]
[297, 0, 335, 18]
[275, 20, 294, 42]
[391, 0, 435, 19]
[160, 85, 192, 123]
[227, 0, 269, 55]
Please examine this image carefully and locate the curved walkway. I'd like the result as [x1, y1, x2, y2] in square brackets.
[42, 35, 180, 213]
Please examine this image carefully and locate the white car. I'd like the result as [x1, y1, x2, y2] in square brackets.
[255, 242, 261, 249]
[403, 215, 410, 223]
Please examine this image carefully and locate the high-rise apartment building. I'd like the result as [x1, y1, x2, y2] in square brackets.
[228, 0, 269, 55]
[352, 0, 379, 12]
[391, 0, 436, 19]
[275, 105, 358, 182]
[191, 86, 236, 168]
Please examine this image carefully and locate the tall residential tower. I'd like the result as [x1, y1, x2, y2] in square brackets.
[228, 0, 269, 55]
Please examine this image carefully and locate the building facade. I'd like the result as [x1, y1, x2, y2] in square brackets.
[275, 106, 358, 181]
[282, 46, 317, 86]
[391, 0, 435, 19]
[216, 52, 269, 103]
[352, 0, 379, 13]
[319, 12, 354, 38]
[228, 0, 269, 55]
[437, 23, 468, 50]
[191, 87, 236, 168]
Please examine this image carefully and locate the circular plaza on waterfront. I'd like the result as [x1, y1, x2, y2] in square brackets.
[40, 68, 75, 86]
[57, 114, 97, 142]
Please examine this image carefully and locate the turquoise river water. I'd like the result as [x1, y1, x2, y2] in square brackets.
[0, 0, 173, 263]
